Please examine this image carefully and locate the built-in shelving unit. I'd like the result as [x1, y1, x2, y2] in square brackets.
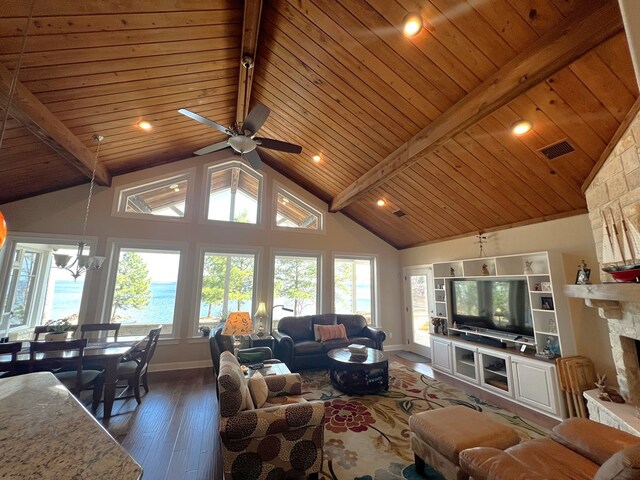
[429, 251, 577, 420]
[431, 251, 576, 357]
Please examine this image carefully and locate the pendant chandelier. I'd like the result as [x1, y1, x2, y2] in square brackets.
[53, 135, 106, 280]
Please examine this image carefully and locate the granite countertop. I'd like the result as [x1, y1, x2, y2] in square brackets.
[0, 372, 142, 479]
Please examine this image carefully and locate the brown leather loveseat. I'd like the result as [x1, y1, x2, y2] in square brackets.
[460, 417, 640, 480]
[272, 313, 385, 371]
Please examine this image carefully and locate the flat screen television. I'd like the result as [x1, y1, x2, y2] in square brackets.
[450, 279, 533, 337]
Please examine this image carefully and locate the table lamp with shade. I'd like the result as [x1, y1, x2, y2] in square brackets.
[254, 302, 267, 337]
[221, 312, 253, 357]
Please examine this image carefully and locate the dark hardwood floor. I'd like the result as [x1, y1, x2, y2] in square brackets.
[98, 352, 554, 480]
[98, 368, 222, 480]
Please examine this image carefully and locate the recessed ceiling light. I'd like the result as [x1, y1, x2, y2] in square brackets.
[137, 120, 152, 130]
[402, 12, 423, 37]
[377, 199, 386, 207]
[512, 119, 533, 135]
[312, 154, 321, 162]
[169, 183, 180, 192]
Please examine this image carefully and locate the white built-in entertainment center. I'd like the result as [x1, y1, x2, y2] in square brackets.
[429, 251, 576, 419]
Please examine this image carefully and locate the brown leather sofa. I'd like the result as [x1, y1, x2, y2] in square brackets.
[272, 313, 386, 371]
[460, 418, 640, 480]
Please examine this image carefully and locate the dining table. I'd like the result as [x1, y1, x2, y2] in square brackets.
[1, 335, 146, 420]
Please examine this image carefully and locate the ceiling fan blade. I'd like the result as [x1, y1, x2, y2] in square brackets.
[242, 103, 270, 134]
[255, 137, 302, 154]
[193, 140, 230, 156]
[178, 108, 232, 136]
[242, 149, 263, 170]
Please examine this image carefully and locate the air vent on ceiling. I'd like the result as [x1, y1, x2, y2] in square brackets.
[393, 210, 406, 217]
[539, 140, 575, 160]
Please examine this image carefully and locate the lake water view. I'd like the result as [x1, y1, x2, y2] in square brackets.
[51, 280, 251, 323]
[51, 281, 372, 323]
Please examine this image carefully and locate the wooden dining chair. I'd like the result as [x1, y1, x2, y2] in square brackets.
[80, 323, 121, 342]
[0, 341, 22, 378]
[33, 324, 78, 341]
[29, 339, 104, 407]
[115, 326, 162, 404]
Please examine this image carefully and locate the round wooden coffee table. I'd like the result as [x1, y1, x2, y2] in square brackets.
[327, 347, 389, 394]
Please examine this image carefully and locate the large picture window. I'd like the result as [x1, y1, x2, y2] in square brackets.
[334, 256, 377, 325]
[206, 161, 261, 224]
[272, 253, 320, 329]
[107, 246, 182, 336]
[0, 240, 88, 341]
[197, 251, 256, 333]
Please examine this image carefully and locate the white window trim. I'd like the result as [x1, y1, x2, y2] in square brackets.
[111, 168, 196, 223]
[0, 233, 98, 335]
[200, 159, 264, 229]
[269, 249, 323, 325]
[96, 238, 188, 339]
[191, 244, 261, 338]
[272, 182, 325, 234]
[331, 253, 379, 327]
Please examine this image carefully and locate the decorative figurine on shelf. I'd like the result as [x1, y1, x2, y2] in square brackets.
[431, 317, 442, 334]
[595, 373, 626, 403]
[548, 319, 557, 334]
[450, 267, 455, 277]
[524, 260, 534, 275]
[576, 260, 591, 285]
[481, 263, 490, 276]
[534, 283, 541, 291]
[595, 374, 607, 396]
[545, 337, 561, 357]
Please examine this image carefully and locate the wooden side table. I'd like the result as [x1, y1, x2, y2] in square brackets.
[250, 333, 275, 350]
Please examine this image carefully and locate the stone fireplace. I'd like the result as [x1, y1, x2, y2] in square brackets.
[575, 98, 640, 433]
[576, 295, 640, 435]
[605, 304, 640, 405]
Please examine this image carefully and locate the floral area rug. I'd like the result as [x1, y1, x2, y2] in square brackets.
[301, 361, 548, 480]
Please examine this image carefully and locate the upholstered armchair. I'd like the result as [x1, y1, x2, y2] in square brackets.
[217, 351, 325, 480]
[209, 324, 280, 376]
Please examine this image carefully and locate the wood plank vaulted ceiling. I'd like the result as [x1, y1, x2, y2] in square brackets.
[0, 0, 637, 249]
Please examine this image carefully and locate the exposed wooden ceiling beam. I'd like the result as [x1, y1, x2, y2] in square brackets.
[235, 0, 263, 124]
[329, 0, 623, 212]
[0, 63, 111, 186]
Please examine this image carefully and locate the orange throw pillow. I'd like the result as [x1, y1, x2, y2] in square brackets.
[317, 324, 347, 342]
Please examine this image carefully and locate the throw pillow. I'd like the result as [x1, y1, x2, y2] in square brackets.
[594, 444, 640, 480]
[248, 371, 269, 408]
[237, 351, 265, 364]
[313, 324, 322, 341]
[243, 375, 254, 410]
[317, 323, 347, 342]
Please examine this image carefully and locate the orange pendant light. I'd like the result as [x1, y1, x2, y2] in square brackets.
[0, 211, 6, 249]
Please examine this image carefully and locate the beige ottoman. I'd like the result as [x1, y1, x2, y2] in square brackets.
[409, 406, 520, 480]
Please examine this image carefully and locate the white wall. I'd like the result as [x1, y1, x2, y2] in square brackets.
[0, 151, 402, 368]
[399, 215, 618, 385]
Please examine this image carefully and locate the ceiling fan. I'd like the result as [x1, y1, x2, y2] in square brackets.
[178, 103, 302, 169]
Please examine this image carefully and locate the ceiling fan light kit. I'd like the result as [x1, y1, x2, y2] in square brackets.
[178, 103, 302, 170]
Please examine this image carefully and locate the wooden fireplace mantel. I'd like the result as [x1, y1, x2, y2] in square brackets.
[563, 284, 640, 320]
